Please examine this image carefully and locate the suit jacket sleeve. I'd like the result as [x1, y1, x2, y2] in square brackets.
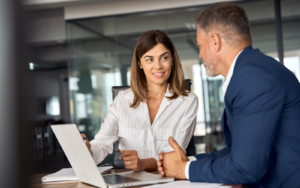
[194, 147, 230, 160]
[189, 63, 286, 184]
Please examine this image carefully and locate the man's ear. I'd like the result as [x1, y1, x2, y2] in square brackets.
[210, 33, 221, 52]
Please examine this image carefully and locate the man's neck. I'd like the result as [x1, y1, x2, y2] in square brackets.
[222, 47, 244, 78]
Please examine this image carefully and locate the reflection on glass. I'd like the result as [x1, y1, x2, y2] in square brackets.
[46, 97, 60, 116]
[284, 57, 300, 82]
[281, 0, 300, 83]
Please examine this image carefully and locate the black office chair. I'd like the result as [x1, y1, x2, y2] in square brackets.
[112, 79, 196, 169]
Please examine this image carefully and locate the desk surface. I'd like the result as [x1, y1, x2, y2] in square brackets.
[30, 169, 242, 188]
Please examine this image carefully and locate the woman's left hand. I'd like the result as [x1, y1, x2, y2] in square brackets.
[120, 150, 145, 171]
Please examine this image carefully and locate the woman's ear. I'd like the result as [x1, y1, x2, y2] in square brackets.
[138, 60, 142, 69]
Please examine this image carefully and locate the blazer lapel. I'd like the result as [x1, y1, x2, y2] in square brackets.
[221, 46, 254, 150]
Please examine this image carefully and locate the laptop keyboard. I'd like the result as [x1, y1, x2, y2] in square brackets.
[103, 174, 140, 185]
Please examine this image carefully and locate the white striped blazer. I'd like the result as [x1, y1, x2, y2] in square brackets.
[90, 88, 198, 164]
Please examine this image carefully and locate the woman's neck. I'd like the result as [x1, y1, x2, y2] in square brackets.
[147, 82, 168, 100]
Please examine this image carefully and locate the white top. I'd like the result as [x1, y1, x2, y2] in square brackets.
[185, 50, 243, 179]
[90, 88, 198, 164]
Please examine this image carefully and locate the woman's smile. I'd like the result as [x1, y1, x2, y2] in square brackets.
[152, 72, 165, 78]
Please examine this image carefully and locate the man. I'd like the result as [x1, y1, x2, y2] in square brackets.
[157, 2, 300, 188]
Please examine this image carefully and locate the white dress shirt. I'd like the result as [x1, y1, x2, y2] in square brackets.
[184, 50, 243, 179]
[90, 88, 198, 164]
[221, 50, 243, 96]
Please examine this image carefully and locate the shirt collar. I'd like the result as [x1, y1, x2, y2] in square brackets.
[221, 50, 243, 96]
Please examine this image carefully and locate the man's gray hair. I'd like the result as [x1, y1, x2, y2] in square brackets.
[195, 2, 252, 46]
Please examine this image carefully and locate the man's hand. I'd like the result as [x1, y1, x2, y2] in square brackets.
[157, 137, 189, 179]
[80, 133, 93, 156]
[120, 150, 145, 171]
[157, 152, 165, 176]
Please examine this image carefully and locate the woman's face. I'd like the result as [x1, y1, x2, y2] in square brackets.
[139, 43, 173, 86]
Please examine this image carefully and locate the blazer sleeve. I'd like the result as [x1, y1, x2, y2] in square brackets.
[194, 147, 230, 160]
[90, 93, 120, 164]
[189, 64, 286, 184]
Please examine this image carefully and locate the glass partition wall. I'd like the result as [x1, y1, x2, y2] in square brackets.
[281, 0, 300, 82]
[67, 0, 298, 165]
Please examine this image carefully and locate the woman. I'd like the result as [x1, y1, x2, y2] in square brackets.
[82, 30, 198, 172]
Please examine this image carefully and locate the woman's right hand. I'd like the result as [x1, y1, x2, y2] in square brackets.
[80, 133, 93, 156]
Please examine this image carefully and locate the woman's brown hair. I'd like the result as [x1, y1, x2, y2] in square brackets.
[130, 30, 188, 108]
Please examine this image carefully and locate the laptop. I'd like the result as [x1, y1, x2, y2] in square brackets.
[51, 124, 174, 188]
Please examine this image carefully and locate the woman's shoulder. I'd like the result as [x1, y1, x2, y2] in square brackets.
[182, 92, 197, 101]
[116, 88, 134, 100]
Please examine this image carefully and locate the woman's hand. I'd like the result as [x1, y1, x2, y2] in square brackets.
[120, 150, 145, 171]
[80, 133, 93, 156]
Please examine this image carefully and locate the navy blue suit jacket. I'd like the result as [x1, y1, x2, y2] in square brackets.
[189, 46, 300, 188]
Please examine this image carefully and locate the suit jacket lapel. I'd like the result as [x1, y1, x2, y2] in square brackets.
[220, 46, 254, 150]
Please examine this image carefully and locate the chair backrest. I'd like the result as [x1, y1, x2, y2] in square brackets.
[111, 79, 195, 169]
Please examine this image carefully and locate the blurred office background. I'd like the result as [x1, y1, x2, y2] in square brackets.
[18, 0, 300, 175]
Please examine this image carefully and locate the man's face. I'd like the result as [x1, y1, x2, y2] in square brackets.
[196, 27, 219, 77]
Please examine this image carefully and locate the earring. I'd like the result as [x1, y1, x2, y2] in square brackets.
[140, 67, 143, 69]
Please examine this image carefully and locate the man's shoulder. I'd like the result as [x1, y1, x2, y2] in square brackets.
[233, 49, 290, 85]
[235, 48, 289, 76]
[226, 50, 286, 101]
[232, 48, 299, 91]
